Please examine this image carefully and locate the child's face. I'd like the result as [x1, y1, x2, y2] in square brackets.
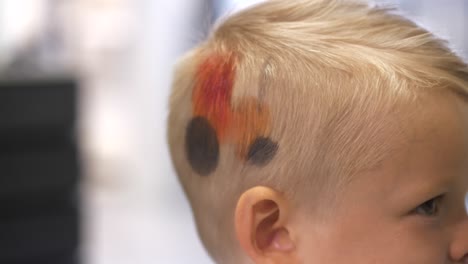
[296, 93, 468, 263]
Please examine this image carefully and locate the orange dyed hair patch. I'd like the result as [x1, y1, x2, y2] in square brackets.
[185, 52, 278, 176]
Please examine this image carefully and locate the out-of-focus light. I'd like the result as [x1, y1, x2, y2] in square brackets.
[0, 0, 46, 67]
[215, 0, 266, 17]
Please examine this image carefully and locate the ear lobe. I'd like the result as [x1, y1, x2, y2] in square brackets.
[235, 186, 297, 263]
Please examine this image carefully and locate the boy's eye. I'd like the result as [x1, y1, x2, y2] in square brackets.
[413, 196, 443, 217]
[465, 192, 468, 216]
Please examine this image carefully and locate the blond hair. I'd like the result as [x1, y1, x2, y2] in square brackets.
[167, 0, 468, 262]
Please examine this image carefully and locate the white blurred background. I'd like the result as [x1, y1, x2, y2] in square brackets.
[0, 0, 466, 263]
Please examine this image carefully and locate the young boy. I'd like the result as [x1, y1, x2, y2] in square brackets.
[167, 0, 468, 263]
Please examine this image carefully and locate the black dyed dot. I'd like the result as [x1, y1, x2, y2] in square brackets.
[247, 137, 278, 166]
[185, 116, 219, 176]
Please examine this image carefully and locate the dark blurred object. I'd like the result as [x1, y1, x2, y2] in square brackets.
[0, 79, 80, 264]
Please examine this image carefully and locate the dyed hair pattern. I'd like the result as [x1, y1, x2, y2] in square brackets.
[186, 52, 278, 176]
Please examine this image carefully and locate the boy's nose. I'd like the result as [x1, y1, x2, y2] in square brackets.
[450, 219, 468, 263]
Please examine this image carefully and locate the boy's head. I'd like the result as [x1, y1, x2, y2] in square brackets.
[167, 0, 468, 263]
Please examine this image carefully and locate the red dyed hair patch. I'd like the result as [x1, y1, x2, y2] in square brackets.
[185, 52, 278, 176]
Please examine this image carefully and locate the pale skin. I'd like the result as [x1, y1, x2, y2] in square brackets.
[235, 91, 468, 264]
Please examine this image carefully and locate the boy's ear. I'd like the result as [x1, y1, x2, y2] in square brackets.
[235, 186, 298, 264]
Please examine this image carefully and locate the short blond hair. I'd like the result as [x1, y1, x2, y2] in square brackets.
[167, 0, 468, 261]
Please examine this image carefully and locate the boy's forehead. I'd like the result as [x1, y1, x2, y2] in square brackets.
[459, 96, 468, 164]
[384, 92, 468, 188]
[341, 91, 468, 210]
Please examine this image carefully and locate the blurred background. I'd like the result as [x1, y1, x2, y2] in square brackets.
[0, 0, 466, 263]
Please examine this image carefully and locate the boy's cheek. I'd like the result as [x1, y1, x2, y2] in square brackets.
[295, 217, 449, 264]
